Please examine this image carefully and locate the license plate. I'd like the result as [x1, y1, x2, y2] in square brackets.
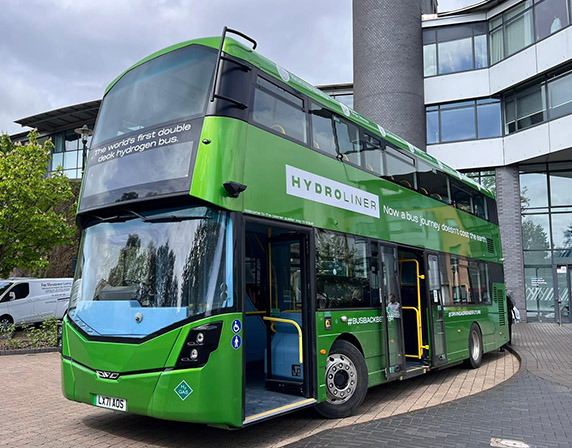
[94, 394, 127, 412]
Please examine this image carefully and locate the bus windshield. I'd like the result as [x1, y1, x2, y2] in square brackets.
[80, 44, 216, 211]
[68, 206, 233, 338]
[92, 44, 216, 146]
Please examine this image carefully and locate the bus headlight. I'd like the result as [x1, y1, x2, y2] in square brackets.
[176, 322, 222, 368]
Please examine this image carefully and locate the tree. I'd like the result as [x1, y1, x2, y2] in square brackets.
[0, 131, 75, 277]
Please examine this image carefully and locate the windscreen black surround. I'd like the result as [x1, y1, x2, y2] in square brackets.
[80, 45, 217, 212]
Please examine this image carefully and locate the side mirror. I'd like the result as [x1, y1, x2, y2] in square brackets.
[9, 291, 16, 301]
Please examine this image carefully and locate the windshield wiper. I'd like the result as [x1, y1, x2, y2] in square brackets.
[93, 209, 211, 224]
[142, 215, 211, 223]
[92, 214, 138, 224]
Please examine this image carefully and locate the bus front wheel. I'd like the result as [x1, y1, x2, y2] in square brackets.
[315, 340, 368, 419]
[464, 323, 483, 369]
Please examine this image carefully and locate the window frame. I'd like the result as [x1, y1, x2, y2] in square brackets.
[249, 74, 309, 146]
[423, 22, 489, 78]
[426, 98, 502, 145]
[315, 229, 376, 311]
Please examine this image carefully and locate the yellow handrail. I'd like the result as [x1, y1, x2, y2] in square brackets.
[399, 259, 429, 359]
[263, 316, 303, 364]
[402, 306, 429, 358]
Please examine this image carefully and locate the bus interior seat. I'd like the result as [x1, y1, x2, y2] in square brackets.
[399, 179, 413, 188]
[431, 193, 443, 202]
[245, 293, 267, 363]
[420, 187, 429, 195]
[271, 124, 286, 135]
[265, 311, 304, 381]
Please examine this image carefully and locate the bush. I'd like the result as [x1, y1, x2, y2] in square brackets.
[0, 316, 59, 350]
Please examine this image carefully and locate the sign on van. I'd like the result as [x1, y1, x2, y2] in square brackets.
[40, 281, 73, 295]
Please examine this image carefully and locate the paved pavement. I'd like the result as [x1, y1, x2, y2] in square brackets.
[288, 323, 572, 448]
[0, 347, 516, 447]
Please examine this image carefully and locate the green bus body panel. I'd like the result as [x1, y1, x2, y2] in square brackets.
[64, 320, 181, 372]
[105, 37, 493, 198]
[194, 117, 502, 263]
[61, 313, 243, 427]
[314, 310, 388, 403]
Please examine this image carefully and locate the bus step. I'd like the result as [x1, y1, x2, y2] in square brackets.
[403, 365, 429, 380]
[244, 398, 316, 426]
[265, 378, 304, 395]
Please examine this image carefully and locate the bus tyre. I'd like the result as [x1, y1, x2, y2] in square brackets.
[315, 340, 368, 419]
[464, 323, 483, 369]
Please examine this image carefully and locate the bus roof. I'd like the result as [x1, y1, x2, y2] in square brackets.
[104, 36, 495, 199]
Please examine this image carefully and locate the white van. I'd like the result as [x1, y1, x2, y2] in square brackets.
[0, 278, 72, 329]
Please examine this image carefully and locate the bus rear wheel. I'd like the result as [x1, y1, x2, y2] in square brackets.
[315, 340, 368, 419]
[464, 323, 483, 369]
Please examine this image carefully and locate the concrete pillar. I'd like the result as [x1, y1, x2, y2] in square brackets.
[496, 166, 527, 320]
[353, 0, 426, 149]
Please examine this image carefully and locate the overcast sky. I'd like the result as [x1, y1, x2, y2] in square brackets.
[0, 0, 469, 136]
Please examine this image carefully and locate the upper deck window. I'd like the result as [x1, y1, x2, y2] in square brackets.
[309, 103, 363, 166]
[310, 104, 336, 157]
[252, 77, 307, 144]
[92, 44, 216, 147]
[81, 45, 216, 210]
[363, 134, 385, 176]
[334, 116, 362, 166]
[417, 160, 450, 203]
[384, 146, 417, 190]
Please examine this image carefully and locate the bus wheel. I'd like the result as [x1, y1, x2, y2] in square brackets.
[315, 340, 368, 419]
[464, 323, 483, 369]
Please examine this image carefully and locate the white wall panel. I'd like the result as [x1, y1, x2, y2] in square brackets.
[427, 138, 504, 170]
[489, 47, 537, 93]
[504, 124, 550, 164]
[536, 27, 572, 73]
[424, 70, 491, 104]
[548, 115, 572, 153]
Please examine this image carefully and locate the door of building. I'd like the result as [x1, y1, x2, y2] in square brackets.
[557, 265, 572, 323]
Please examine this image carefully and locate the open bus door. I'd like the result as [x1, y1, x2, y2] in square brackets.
[377, 245, 406, 380]
[399, 256, 430, 369]
[425, 253, 448, 367]
[243, 220, 315, 425]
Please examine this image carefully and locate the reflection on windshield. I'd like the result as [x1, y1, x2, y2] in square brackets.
[69, 207, 233, 338]
[92, 44, 216, 146]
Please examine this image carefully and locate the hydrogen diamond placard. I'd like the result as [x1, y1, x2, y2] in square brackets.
[174, 380, 193, 401]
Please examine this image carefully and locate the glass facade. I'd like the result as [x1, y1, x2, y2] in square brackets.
[423, 0, 572, 76]
[520, 162, 572, 321]
[426, 99, 501, 144]
[330, 92, 353, 109]
[466, 170, 497, 195]
[427, 64, 572, 144]
[50, 129, 91, 179]
[423, 22, 488, 76]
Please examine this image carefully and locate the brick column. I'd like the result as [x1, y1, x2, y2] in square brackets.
[353, 0, 426, 149]
[496, 166, 527, 320]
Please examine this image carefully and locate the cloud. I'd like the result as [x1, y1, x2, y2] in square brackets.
[0, 0, 352, 134]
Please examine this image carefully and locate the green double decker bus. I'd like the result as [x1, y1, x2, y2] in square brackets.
[61, 28, 508, 428]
